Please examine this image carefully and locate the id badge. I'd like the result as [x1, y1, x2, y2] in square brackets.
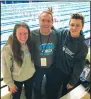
[41, 58, 47, 66]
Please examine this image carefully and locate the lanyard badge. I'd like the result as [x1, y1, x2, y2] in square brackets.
[40, 58, 47, 66]
[40, 32, 51, 66]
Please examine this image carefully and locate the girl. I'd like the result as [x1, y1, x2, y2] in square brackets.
[2, 22, 35, 99]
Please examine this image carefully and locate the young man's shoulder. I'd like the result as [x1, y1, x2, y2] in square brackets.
[83, 42, 88, 53]
[58, 28, 68, 33]
[56, 28, 69, 38]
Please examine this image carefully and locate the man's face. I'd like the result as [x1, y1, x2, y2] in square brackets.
[39, 13, 53, 33]
[69, 19, 83, 38]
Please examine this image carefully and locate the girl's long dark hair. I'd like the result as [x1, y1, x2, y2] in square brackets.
[11, 22, 33, 66]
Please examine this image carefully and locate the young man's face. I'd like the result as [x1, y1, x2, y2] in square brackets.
[69, 19, 83, 37]
[39, 13, 53, 34]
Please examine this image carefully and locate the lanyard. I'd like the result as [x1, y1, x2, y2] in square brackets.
[40, 33, 51, 56]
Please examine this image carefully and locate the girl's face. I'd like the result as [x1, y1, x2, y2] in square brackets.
[16, 27, 28, 44]
[69, 19, 83, 38]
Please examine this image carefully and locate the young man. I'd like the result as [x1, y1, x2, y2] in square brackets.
[49, 13, 88, 99]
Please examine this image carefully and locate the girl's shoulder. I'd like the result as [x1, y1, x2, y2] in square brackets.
[2, 44, 12, 53]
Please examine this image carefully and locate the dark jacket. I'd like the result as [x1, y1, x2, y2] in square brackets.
[56, 29, 88, 86]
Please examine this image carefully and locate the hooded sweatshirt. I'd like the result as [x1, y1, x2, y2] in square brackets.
[56, 29, 88, 86]
[1, 44, 35, 88]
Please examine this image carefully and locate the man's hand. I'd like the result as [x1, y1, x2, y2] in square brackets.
[66, 83, 73, 89]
